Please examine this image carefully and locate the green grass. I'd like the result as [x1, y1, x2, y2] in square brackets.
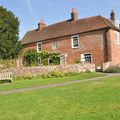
[0, 76, 120, 120]
[0, 72, 104, 91]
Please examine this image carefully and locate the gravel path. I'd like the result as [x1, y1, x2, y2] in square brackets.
[0, 73, 120, 95]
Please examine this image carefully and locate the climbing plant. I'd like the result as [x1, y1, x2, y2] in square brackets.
[23, 49, 60, 66]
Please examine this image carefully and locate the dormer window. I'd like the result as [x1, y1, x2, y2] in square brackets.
[71, 35, 79, 48]
[115, 31, 119, 45]
[37, 42, 42, 52]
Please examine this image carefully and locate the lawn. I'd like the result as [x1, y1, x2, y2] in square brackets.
[0, 72, 104, 91]
[0, 75, 120, 120]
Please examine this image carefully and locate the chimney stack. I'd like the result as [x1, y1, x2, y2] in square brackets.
[71, 8, 78, 21]
[110, 10, 116, 21]
[38, 20, 46, 30]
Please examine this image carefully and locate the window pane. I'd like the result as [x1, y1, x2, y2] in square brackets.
[84, 54, 92, 63]
[37, 43, 42, 52]
[72, 36, 79, 48]
[37, 57, 42, 65]
[115, 31, 119, 45]
[53, 41, 58, 49]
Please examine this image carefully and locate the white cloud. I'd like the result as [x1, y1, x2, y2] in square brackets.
[25, 0, 36, 16]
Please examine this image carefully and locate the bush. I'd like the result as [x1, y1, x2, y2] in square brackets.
[65, 72, 79, 76]
[23, 50, 60, 66]
[0, 59, 16, 69]
[104, 66, 120, 73]
[48, 70, 65, 77]
[85, 70, 91, 73]
[24, 49, 39, 66]
[74, 60, 80, 64]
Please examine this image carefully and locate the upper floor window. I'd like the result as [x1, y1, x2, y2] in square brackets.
[52, 41, 59, 50]
[115, 31, 119, 45]
[37, 42, 42, 52]
[71, 35, 79, 48]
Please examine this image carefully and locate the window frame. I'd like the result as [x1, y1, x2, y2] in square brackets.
[37, 42, 42, 52]
[115, 31, 119, 45]
[81, 53, 92, 63]
[71, 35, 79, 48]
[37, 57, 42, 65]
[52, 41, 59, 50]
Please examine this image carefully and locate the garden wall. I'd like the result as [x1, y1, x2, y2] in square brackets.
[1, 63, 95, 76]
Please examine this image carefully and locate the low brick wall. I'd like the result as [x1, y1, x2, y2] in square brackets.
[1, 63, 95, 76]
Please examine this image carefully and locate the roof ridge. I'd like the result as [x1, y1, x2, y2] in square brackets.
[42, 15, 102, 29]
[100, 16, 112, 27]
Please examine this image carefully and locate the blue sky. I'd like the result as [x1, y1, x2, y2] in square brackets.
[0, 0, 120, 39]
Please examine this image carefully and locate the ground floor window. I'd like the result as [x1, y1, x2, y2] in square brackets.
[81, 53, 92, 63]
[60, 55, 67, 65]
[48, 58, 52, 64]
[37, 57, 42, 65]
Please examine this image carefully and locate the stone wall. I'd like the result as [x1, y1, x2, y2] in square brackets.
[2, 63, 95, 76]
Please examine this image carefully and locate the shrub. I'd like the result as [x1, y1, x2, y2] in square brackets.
[74, 60, 80, 64]
[85, 70, 91, 73]
[49, 70, 64, 77]
[0, 59, 16, 69]
[104, 66, 120, 73]
[65, 72, 79, 76]
[24, 49, 39, 66]
[23, 50, 60, 66]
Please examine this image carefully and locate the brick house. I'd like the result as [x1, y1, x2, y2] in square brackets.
[21, 9, 120, 70]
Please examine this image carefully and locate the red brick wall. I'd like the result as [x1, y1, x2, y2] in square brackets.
[107, 29, 120, 64]
[22, 29, 107, 67]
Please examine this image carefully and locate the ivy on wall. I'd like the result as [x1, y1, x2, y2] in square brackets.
[23, 49, 60, 66]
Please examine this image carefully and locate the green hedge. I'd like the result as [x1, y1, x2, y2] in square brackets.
[104, 66, 120, 73]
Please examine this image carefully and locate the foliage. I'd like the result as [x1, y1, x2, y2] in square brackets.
[48, 70, 64, 77]
[23, 50, 60, 66]
[104, 65, 120, 73]
[74, 59, 81, 64]
[24, 49, 39, 66]
[0, 59, 16, 69]
[0, 6, 21, 60]
[49, 52, 60, 65]
[85, 70, 91, 73]
[65, 72, 79, 76]
[39, 51, 49, 65]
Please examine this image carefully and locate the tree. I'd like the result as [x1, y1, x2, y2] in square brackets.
[0, 6, 21, 60]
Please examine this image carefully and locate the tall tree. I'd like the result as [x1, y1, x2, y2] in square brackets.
[0, 6, 21, 60]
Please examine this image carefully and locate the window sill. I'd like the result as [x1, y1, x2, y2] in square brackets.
[72, 47, 79, 49]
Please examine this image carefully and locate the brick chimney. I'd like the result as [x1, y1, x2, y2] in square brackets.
[71, 8, 78, 21]
[110, 10, 116, 21]
[38, 20, 46, 30]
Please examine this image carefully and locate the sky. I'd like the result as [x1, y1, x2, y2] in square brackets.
[0, 0, 120, 39]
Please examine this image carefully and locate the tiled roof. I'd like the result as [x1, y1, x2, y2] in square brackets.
[22, 15, 120, 45]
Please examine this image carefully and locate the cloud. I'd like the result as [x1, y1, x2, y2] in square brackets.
[25, 0, 36, 16]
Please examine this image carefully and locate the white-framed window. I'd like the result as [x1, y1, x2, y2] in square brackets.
[52, 41, 59, 50]
[81, 53, 92, 63]
[71, 35, 79, 48]
[60, 54, 67, 65]
[48, 58, 52, 64]
[115, 31, 119, 45]
[37, 57, 42, 65]
[37, 42, 42, 52]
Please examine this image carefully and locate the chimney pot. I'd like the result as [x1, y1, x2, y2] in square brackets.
[38, 20, 46, 30]
[110, 9, 116, 21]
[71, 8, 78, 21]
